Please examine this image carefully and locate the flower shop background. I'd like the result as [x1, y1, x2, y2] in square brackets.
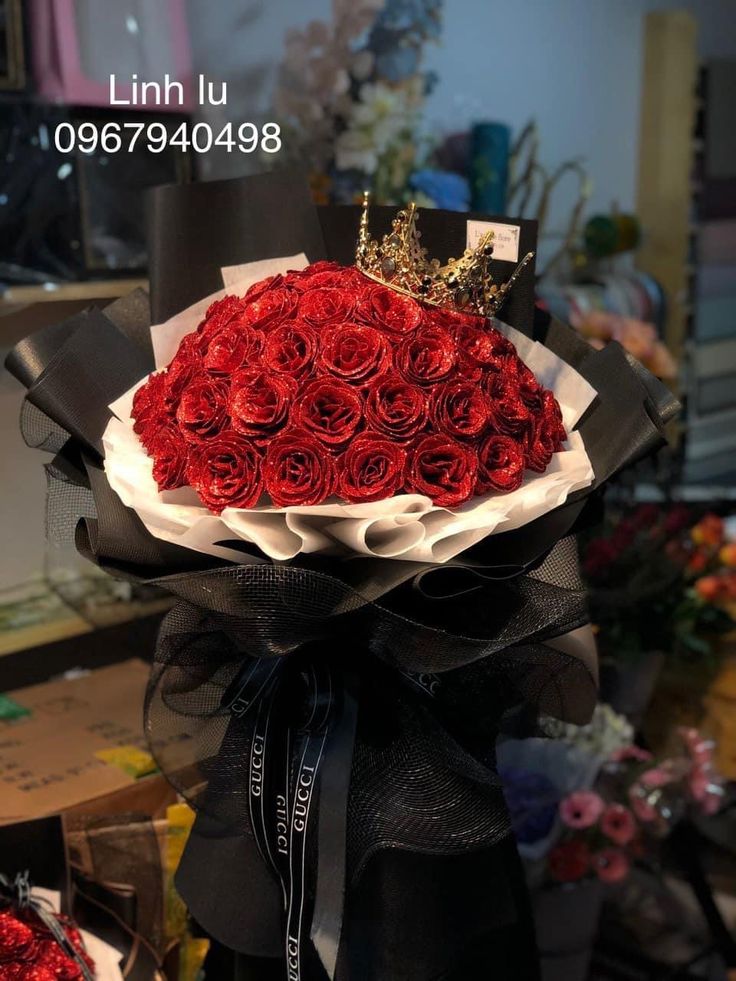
[0, 2, 736, 979]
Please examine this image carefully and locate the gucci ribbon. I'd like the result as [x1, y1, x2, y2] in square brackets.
[220, 651, 357, 980]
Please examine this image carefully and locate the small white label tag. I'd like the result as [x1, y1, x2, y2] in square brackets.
[466, 220, 520, 263]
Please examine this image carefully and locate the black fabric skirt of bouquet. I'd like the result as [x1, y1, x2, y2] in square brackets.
[6, 171, 678, 981]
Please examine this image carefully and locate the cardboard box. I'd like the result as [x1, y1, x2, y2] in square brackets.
[0, 659, 154, 823]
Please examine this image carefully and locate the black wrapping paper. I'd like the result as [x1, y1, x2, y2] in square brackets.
[6, 172, 679, 981]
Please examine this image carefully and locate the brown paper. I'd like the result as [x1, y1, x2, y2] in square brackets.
[0, 659, 150, 824]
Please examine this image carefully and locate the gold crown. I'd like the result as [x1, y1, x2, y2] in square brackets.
[355, 191, 535, 318]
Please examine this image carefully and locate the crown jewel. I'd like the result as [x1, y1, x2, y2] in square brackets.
[355, 191, 534, 318]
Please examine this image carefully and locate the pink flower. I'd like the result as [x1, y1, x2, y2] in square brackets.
[601, 804, 637, 845]
[639, 766, 673, 789]
[594, 848, 630, 883]
[559, 791, 605, 829]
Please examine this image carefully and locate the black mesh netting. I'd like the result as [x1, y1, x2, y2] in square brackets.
[142, 542, 594, 886]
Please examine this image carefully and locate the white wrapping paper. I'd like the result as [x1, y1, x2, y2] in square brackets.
[103, 257, 596, 565]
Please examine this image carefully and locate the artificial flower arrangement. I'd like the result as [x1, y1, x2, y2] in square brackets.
[7, 174, 678, 980]
[582, 505, 736, 663]
[105, 197, 594, 565]
[130, 261, 565, 514]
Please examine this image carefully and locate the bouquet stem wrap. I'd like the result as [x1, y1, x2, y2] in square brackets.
[6, 174, 679, 980]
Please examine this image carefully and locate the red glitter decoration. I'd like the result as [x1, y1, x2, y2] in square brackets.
[131, 263, 567, 512]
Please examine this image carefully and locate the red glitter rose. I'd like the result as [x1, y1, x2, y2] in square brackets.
[407, 434, 478, 507]
[365, 374, 427, 440]
[337, 434, 406, 503]
[525, 416, 558, 473]
[203, 324, 263, 374]
[186, 432, 262, 512]
[229, 368, 295, 438]
[359, 285, 422, 334]
[396, 325, 456, 386]
[454, 321, 513, 371]
[200, 294, 248, 335]
[319, 323, 391, 384]
[149, 425, 189, 491]
[487, 376, 533, 436]
[263, 430, 335, 506]
[294, 378, 363, 446]
[244, 287, 298, 330]
[299, 287, 355, 326]
[431, 380, 491, 439]
[162, 357, 200, 411]
[262, 322, 318, 377]
[131, 373, 167, 449]
[176, 376, 230, 443]
[476, 434, 525, 493]
[243, 273, 283, 304]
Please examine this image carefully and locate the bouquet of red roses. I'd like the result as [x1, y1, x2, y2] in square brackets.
[131, 261, 567, 513]
[104, 206, 595, 566]
[7, 175, 677, 980]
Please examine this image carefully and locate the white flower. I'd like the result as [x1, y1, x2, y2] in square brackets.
[334, 128, 379, 173]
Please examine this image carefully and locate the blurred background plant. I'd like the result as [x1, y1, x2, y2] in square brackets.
[274, 0, 442, 204]
[501, 718, 724, 889]
[582, 505, 736, 666]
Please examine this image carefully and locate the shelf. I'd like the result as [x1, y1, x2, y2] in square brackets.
[0, 278, 147, 307]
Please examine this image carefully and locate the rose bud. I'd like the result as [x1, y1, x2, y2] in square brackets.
[476, 435, 525, 493]
[176, 375, 230, 443]
[229, 369, 295, 438]
[365, 374, 428, 440]
[396, 325, 456, 386]
[299, 287, 356, 327]
[149, 425, 189, 491]
[358, 284, 423, 334]
[431, 380, 491, 439]
[203, 324, 263, 374]
[407, 434, 478, 507]
[186, 431, 263, 513]
[263, 429, 335, 506]
[244, 287, 299, 330]
[294, 377, 363, 447]
[337, 434, 406, 503]
[262, 322, 318, 378]
[319, 323, 391, 384]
